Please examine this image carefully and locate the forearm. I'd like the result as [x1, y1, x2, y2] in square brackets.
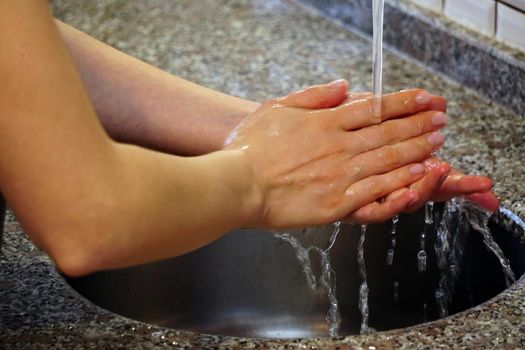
[58, 146, 261, 275]
[56, 20, 258, 155]
[0, 1, 259, 276]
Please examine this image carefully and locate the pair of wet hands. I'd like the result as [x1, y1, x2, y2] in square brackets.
[225, 80, 498, 227]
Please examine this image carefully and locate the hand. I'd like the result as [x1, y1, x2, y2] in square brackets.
[422, 157, 498, 211]
[225, 80, 447, 227]
[346, 92, 499, 213]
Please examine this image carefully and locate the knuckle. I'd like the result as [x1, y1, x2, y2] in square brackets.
[416, 114, 427, 134]
[381, 122, 399, 142]
[382, 147, 401, 168]
[367, 177, 384, 199]
[421, 134, 436, 151]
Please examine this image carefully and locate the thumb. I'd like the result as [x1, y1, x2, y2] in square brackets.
[279, 79, 349, 109]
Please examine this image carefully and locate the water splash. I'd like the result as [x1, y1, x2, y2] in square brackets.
[433, 198, 516, 317]
[459, 199, 516, 287]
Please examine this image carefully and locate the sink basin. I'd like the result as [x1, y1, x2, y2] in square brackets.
[66, 204, 525, 339]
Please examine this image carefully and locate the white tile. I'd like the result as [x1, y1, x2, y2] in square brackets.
[444, 0, 496, 35]
[411, 0, 444, 11]
[500, 0, 525, 12]
[497, 3, 525, 51]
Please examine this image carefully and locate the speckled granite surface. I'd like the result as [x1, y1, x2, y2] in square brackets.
[1, 0, 525, 348]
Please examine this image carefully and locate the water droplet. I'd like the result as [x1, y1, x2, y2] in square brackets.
[386, 248, 394, 266]
[390, 237, 396, 248]
[417, 250, 427, 273]
[393, 281, 399, 302]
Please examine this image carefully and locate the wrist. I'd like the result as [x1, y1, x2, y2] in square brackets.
[211, 149, 264, 229]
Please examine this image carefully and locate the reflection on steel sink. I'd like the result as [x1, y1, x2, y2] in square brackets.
[66, 205, 525, 339]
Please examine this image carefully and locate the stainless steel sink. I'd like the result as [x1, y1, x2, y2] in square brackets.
[66, 204, 525, 339]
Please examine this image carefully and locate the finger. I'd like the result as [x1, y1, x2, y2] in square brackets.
[346, 110, 447, 155]
[421, 157, 498, 211]
[346, 93, 445, 112]
[333, 89, 437, 130]
[422, 159, 494, 201]
[384, 187, 408, 202]
[403, 163, 451, 213]
[277, 79, 349, 109]
[466, 192, 500, 212]
[347, 189, 417, 224]
[345, 131, 445, 182]
[347, 92, 372, 102]
[431, 174, 493, 202]
[343, 163, 426, 214]
[430, 95, 447, 113]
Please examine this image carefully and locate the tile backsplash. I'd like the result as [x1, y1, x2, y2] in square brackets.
[410, 0, 525, 51]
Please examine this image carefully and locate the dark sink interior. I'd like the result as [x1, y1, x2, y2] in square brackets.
[66, 203, 525, 339]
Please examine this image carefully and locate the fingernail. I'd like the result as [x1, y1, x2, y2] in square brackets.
[432, 112, 447, 126]
[415, 91, 432, 105]
[328, 79, 347, 90]
[409, 163, 425, 175]
[427, 131, 444, 146]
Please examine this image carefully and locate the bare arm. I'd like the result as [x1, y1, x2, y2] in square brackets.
[56, 20, 258, 156]
[1, 1, 261, 275]
[0, 1, 447, 277]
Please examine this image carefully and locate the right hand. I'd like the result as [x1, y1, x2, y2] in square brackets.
[344, 92, 498, 216]
[224, 80, 449, 228]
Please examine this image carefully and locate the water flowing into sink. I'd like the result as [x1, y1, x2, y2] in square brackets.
[275, 197, 518, 337]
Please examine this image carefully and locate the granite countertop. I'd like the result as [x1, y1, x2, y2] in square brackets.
[1, 0, 525, 348]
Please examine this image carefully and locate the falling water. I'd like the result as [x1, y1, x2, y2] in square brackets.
[386, 215, 398, 266]
[274, 222, 342, 337]
[358, 225, 376, 334]
[393, 280, 399, 303]
[276, 197, 516, 336]
[433, 199, 460, 317]
[371, 0, 385, 117]
[315, 245, 341, 337]
[274, 232, 317, 290]
[433, 198, 516, 317]
[425, 201, 434, 225]
[418, 202, 433, 273]
[315, 222, 343, 337]
[459, 199, 516, 287]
